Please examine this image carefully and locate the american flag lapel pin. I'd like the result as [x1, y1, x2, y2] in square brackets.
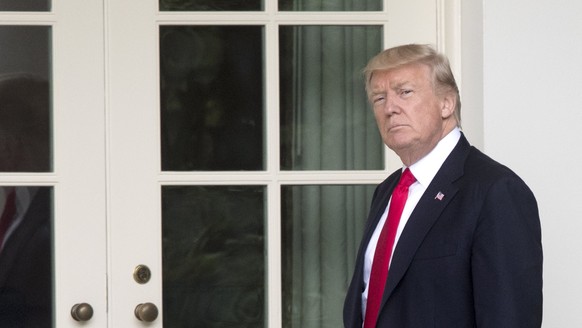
[435, 192, 445, 201]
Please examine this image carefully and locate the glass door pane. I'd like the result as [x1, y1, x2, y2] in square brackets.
[0, 26, 51, 173]
[279, 25, 383, 170]
[160, 25, 265, 171]
[162, 185, 266, 327]
[281, 184, 375, 327]
[0, 75, 51, 172]
[159, 0, 263, 11]
[0, 0, 50, 11]
[278, 0, 381, 11]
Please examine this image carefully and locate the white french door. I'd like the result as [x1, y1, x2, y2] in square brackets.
[105, 1, 439, 327]
[2, 0, 441, 327]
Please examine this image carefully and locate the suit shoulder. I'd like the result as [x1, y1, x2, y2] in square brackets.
[466, 147, 517, 177]
[463, 147, 533, 193]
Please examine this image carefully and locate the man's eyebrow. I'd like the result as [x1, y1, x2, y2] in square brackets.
[390, 80, 413, 90]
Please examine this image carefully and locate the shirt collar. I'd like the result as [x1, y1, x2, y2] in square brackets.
[407, 127, 461, 188]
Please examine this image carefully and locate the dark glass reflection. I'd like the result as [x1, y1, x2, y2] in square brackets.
[281, 184, 375, 327]
[279, 0, 380, 11]
[160, 0, 262, 11]
[0, 26, 52, 172]
[0, 186, 53, 327]
[279, 25, 383, 170]
[162, 185, 265, 327]
[0, 0, 50, 11]
[160, 26, 264, 171]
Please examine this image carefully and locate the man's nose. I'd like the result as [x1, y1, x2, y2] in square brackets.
[383, 97, 399, 115]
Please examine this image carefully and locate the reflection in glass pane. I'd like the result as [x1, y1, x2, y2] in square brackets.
[160, 26, 264, 171]
[0, 26, 52, 172]
[280, 25, 383, 170]
[162, 186, 265, 327]
[0, 186, 53, 327]
[160, 0, 262, 11]
[281, 184, 375, 327]
[0, 0, 50, 11]
[279, 0, 380, 11]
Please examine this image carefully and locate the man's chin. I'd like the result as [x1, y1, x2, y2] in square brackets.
[385, 135, 413, 151]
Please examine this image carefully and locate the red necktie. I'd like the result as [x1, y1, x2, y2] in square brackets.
[0, 190, 16, 250]
[364, 168, 416, 328]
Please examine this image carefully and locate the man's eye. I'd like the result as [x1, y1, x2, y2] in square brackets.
[400, 89, 413, 96]
[372, 96, 385, 104]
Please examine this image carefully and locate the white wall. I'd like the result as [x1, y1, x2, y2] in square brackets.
[480, 0, 582, 326]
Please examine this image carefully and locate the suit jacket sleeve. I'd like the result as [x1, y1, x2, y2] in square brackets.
[471, 174, 543, 327]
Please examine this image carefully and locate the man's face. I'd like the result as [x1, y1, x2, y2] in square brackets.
[369, 63, 455, 165]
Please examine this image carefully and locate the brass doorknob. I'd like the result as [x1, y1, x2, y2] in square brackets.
[71, 303, 94, 321]
[134, 302, 159, 322]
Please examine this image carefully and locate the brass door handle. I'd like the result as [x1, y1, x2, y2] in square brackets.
[71, 303, 94, 321]
[134, 302, 159, 322]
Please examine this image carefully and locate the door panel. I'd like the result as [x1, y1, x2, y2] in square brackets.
[107, 0, 162, 326]
[53, 0, 107, 326]
[1, 0, 107, 327]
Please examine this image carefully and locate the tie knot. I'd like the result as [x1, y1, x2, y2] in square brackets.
[399, 168, 416, 187]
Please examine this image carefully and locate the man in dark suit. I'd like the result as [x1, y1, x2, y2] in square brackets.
[343, 44, 543, 327]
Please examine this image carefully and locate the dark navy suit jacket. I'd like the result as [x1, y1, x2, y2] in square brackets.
[343, 134, 543, 327]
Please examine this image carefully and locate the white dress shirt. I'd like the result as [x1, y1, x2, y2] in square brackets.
[361, 128, 461, 316]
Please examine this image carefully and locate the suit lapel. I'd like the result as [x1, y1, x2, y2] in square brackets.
[361, 173, 400, 246]
[381, 135, 471, 304]
[344, 170, 401, 327]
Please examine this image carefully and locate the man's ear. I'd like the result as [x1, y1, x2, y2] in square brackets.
[440, 92, 456, 119]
